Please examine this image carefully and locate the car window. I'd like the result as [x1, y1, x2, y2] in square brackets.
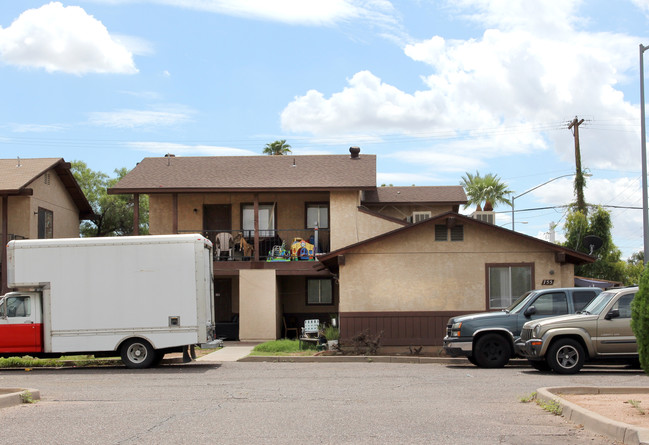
[573, 291, 598, 312]
[533, 292, 568, 315]
[612, 293, 635, 318]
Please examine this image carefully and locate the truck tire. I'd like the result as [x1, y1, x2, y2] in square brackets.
[546, 338, 585, 374]
[473, 333, 511, 368]
[121, 338, 156, 369]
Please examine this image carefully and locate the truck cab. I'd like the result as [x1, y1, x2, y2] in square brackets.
[443, 287, 602, 368]
[0, 292, 43, 354]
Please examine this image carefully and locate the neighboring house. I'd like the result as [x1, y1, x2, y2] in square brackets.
[0, 158, 93, 293]
[109, 148, 595, 346]
[318, 211, 595, 348]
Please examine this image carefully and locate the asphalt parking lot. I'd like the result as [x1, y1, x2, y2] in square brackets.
[0, 361, 645, 444]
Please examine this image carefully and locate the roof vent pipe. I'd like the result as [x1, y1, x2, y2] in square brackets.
[349, 146, 360, 159]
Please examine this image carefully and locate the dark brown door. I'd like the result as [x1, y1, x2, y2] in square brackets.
[203, 205, 231, 246]
[214, 278, 233, 322]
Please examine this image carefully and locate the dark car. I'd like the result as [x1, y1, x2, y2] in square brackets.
[443, 287, 601, 368]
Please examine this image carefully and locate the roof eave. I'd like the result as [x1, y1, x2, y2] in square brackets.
[108, 186, 374, 195]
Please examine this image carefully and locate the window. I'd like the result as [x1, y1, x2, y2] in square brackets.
[613, 294, 635, 318]
[242, 204, 275, 237]
[532, 292, 568, 315]
[450, 225, 464, 241]
[488, 264, 533, 309]
[306, 203, 329, 229]
[412, 211, 431, 223]
[573, 290, 598, 312]
[38, 207, 53, 239]
[1, 296, 31, 318]
[435, 225, 447, 241]
[307, 278, 333, 305]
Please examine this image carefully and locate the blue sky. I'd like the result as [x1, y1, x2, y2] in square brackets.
[1, 0, 649, 259]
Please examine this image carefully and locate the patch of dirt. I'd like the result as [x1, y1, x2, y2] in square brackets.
[562, 393, 649, 429]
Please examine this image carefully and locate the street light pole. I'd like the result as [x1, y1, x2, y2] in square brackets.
[511, 174, 575, 231]
[640, 44, 649, 264]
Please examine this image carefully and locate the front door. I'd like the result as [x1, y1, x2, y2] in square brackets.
[214, 278, 233, 323]
[0, 294, 42, 353]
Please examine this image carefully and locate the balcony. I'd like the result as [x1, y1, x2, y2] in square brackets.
[180, 228, 330, 263]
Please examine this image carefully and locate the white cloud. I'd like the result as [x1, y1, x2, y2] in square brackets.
[0, 2, 137, 75]
[10, 123, 65, 133]
[126, 141, 257, 156]
[281, 0, 640, 172]
[137, 0, 398, 27]
[88, 106, 194, 128]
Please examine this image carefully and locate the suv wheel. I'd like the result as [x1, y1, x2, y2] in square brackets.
[474, 333, 511, 368]
[547, 338, 585, 374]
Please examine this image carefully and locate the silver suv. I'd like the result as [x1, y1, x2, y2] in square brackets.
[514, 287, 638, 374]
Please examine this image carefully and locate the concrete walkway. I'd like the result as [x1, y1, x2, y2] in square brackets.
[196, 342, 258, 362]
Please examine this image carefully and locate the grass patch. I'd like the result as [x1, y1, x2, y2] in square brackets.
[0, 355, 118, 368]
[250, 339, 317, 356]
[20, 390, 35, 404]
[627, 399, 646, 415]
[519, 392, 562, 416]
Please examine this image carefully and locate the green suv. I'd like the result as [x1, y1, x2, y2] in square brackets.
[515, 287, 638, 374]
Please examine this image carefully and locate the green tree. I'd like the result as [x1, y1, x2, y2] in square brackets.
[631, 265, 649, 374]
[263, 139, 292, 155]
[562, 206, 625, 283]
[624, 251, 645, 285]
[72, 161, 148, 237]
[460, 171, 512, 211]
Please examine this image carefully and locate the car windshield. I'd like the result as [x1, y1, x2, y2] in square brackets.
[505, 291, 534, 314]
[581, 291, 616, 315]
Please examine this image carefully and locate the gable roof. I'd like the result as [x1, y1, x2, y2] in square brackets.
[317, 211, 595, 269]
[0, 158, 93, 218]
[363, 186, 467, 205]
[108, 155, 377, 194]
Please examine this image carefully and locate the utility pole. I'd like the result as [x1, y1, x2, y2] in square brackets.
[568, 116, 587, 214]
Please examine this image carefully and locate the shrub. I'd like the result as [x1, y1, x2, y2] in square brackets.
[631, 266, 649, 375]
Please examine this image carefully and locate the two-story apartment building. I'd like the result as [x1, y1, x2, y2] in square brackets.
[109, 148, 595, 347]
[0, 158, 93, 293]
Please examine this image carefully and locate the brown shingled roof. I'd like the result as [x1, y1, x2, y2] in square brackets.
[0, 158, 93, 218]
[0, 158, 61, 192]
[109, 155, 377, 193]
[363, 186, 467, 205]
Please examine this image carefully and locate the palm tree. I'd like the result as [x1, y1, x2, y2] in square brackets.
[460, 171, 512, 211]
[263, 139, 292, 155]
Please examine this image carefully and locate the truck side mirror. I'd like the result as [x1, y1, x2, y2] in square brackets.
[605, 309, 620, 320]
[524, 306, 537, 317]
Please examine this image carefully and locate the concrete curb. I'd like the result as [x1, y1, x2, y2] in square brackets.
[0, 388, 41, 409]
[537, 386, 649, 445]
[237, 355, 530, 365]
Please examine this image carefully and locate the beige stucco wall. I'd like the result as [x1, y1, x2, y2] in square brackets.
[238, 269, 278, 341]
[0, 170, 80, 239]
[329, 191, 405, 250]
[338, 221, 575, 313]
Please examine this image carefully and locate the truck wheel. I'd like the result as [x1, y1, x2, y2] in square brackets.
[473, 334, 511, 368]
[547, 339, 585, 374]
[528, 360, 551, 372]
[121, 338, 156, 369]
[467, 355, 478, 366]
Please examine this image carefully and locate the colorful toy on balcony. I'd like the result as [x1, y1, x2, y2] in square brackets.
[290, 237, 315, 260]
[267, 242, 290, 262]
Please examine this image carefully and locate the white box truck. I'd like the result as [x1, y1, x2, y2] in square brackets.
[0, 234, 217, 368]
